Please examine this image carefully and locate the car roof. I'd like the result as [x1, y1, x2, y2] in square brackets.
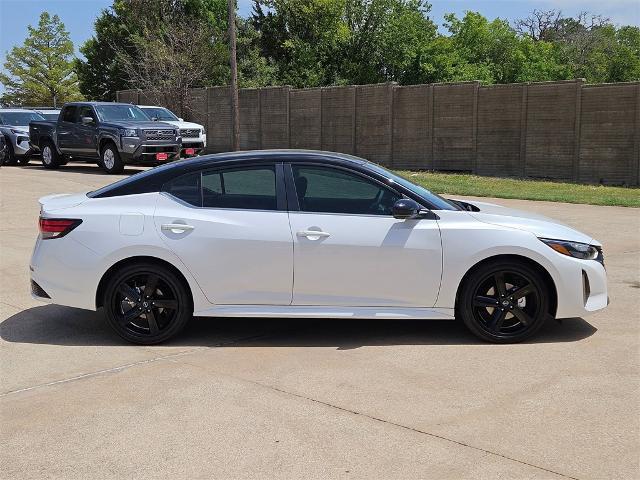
[89, 150, 369, 198]
[62, 102, 140, 107]
[0, 108, 40, 113]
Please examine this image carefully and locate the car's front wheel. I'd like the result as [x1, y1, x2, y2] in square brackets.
[41, 141, 62, 169]
[103, 262, 192, 344]
[99, 142, 124, 174]
[457, 260, 549, 343]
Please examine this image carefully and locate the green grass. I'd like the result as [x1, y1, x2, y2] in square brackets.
[395, 171, 640, 208]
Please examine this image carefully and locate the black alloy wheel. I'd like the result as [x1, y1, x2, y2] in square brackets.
[104, 263, 192, 344]
[458, 260, 549, 343]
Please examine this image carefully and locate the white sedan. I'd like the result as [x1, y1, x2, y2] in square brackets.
[30, 150, 608, 344]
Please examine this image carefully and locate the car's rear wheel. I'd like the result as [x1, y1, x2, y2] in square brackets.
[458, 260, 549, 343]
[99, 142, 124, 174]
[103, 263, 192, 344]
[41, 141, 62, 169]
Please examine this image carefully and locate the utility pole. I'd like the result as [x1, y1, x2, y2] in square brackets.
[228, 0, 240, 151]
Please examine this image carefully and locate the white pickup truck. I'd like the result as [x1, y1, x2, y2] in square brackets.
[138, 105, 207, 158]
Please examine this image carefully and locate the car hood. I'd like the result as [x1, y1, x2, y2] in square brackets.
[4, 125, 29, 133]
[101, 121, 176, 130]
[161, 120, 204, 130]
[456, 199, 597, 246]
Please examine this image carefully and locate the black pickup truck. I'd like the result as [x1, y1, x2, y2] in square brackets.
[29, 102, 182, 174]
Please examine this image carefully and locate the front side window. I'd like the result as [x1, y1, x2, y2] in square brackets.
[202, 167, 277, 210]
[292, 165, 401, 215]
[61, 106, 77, 123]
[77, 106, 96, 124]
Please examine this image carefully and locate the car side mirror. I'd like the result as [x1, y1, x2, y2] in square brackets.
[392, 199, 424, 219]
[178, 117, 184, 122]
[81, 116, 95, 125]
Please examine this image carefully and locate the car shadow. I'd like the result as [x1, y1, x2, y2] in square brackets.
[1, 304, 597, 349]
[16, 162, 145, 175]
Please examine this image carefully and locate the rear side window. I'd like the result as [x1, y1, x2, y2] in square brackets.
[162, 166, 277, 210]
[163, 172, 201, 206]
[202, 167, 277, 210]
[61, 106, 77, 123]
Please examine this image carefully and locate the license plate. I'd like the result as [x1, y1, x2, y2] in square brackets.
[185, 148, 195, 156]
[156, 152, 169, 161]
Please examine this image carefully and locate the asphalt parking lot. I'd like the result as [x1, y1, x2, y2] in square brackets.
[1, 162, 639, 479]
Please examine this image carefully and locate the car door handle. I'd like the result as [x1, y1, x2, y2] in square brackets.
[162, 223, 195, 232]
[297, 230, 330, 238]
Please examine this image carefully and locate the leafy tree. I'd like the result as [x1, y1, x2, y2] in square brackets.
[0, 12, 82, 107]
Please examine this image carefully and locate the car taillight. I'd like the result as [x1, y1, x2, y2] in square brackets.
[38, 217, 82, 239]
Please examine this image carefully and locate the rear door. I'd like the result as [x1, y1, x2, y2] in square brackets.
[154, 163, 293, 305]
[286, 163, 442, 307]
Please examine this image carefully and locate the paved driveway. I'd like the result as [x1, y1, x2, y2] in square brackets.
[1, 163, 639, 479]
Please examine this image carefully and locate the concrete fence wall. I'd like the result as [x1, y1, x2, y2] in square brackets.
[117, 79, 640, 185]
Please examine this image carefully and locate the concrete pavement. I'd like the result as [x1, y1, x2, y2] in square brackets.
[1, 163, 639, 479]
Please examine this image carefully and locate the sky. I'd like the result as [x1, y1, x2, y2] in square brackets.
[1, 0, 639, 95]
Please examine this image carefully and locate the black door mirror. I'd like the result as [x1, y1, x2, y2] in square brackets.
[81, 116, 95, 125]
[392, 199, 421, 219]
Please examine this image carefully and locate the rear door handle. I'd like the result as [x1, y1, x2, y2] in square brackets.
[162, 223, 195, 233]
[297, 230, 330, 239]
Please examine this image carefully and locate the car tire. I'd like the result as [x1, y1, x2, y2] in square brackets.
[103, 262, 192, 344]
[41, 140, 61, 169]
[18, 152, 32, 165]
[3, 140, 17, 165]
[457, 260, 549, 343]
[99, 142, 124, 174]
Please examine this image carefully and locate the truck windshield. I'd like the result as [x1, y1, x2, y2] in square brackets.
[95, 105, 149, 122]
[0, 111, 44, 126]
[141, 107, 178, 121]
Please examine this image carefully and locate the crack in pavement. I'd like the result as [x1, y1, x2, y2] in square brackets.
[2, 323, 581, 479]
[174, 358, 582, 480]
[0, 332, 271, 397]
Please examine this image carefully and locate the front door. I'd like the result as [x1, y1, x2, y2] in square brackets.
[287, 164, 442, 307]
[74, 105, 99, 158]
[154, 163, 293, 305]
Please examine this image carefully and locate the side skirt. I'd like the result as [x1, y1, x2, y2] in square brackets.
[194, 305, 456, 320]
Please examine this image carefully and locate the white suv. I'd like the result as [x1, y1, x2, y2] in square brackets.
[138, 105, 206, 157]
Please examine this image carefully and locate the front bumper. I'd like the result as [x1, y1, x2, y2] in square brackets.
[554, 256, 608, 319]
[12, 134, 32, 157]
[120, 137, 181, 164]
[180, 141, 205, 157]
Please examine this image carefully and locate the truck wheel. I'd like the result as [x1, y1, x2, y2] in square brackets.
[99, 142, 124, 174]
[4, 141, 17, 165]
[41, 141, 61, 169]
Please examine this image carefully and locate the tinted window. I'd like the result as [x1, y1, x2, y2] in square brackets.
[77, 106, 96, 123]
[164, 172, 201, 206]
[292, 166, 401, 215]
[202, 167, 276, 210]
[61, 106, 77, 123]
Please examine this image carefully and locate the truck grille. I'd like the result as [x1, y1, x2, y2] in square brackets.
[144, 129, 174, 141]
[180, 128, 200, 138]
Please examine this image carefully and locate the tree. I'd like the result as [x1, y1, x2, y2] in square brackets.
[0, 12, 82, 107]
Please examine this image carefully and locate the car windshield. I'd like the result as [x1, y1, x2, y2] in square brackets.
[95, 104, 149, 122]
[366, 163, 461, 211]
[0, 111, 45, 126]
[141, 107, 178, 121]
[39, 112, 60, 121]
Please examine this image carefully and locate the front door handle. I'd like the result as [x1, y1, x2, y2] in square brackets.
[162, 223, 195, 233]
[297, 230, 330, 239]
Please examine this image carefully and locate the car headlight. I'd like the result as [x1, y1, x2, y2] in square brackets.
[120, 128, 138, 137]
[540, 238, 602, 262]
